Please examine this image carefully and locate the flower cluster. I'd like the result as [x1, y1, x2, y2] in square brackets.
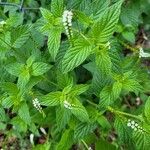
[62, 10, 73, 38]
[32, 98, 42, 113]
[127, 119, 144, 133]
[139, 47, 150, 58]
[64, 100, 72, 109]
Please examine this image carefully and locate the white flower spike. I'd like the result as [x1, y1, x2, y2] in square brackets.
[32, 98, 42, 113]
[62, 10, 73, 39]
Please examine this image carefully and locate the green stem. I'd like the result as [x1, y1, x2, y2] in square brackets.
[81, 140, 89, 150]
[86, 100, 98, 108]
[0, 2, 20, 8]
[107, 106, 142, 121]
[42, 76, 59, 88]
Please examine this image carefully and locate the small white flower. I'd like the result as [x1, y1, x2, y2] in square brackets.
[0, 21, 6, 25]
[131, 120, 135, 125]
[32, 98, 42, 113]
[62, 10, 73, 38]
[127, 122, 131, 127]
[64, 100, 72, 109]
[131, 125, 135, 129]
[30, 134, 34, 145]
[40, 127, 47, 135]
[139, 47, 150, 58]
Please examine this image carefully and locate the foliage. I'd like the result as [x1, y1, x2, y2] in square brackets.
[0, 0, 150, 149]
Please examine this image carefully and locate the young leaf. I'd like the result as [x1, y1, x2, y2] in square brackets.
[48, 28, 61, 60]
[18, 102, 31, 125]
[96, 48, 112, 74]
[5, 63, 24, 77]
[56, 107, 71, 130]
[74, 122, 97, 139]
[40, 8, 54, 22]
[144, 97, 150, 123]
[31, 62, 52, 76]
[11, 25, 31, 48]
[40, 91, 62, 106]
[62, 38, 92, 73]
[70, 98, 89, 122]
[70, 84, 89, 96]
[91, 1, 123, 43]
[51, 0, 64, 17]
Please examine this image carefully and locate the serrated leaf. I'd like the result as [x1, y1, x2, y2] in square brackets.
[56, 129, 74, 150]
[18, 102, 31, 125]
[144, 97, 150, 123]
[132, 130, 150, 150]
[11, 25, 31, 48]
[70, 84, 89, 96]
[99, 81, 122, 107]
[17, 67, 30, 90]
[70, 98, 89, 122]
[32, 62, 52, 76]
[51, 0, 64, 17]
[40, 91, 62, 106]
[91, 1, 122, 43]
[74, 122, 97, 139]
[5, 63, 24, 77]
[48, 28, 61, 60]
[96, 49, 112, 74]
[62, 38, 92, 73]
[0, 107, 7, 122]
[95, 139, 116, 150]
[114, 117, 133, 146]
[40, 8, 54, 22]
[56, 107, 71, 130]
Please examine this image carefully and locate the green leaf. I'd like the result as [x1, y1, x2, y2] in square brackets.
[51, 0, 64, 17]
[56, 71, 73, 89]
[40, 8, 54, 22]
[122, 31, 135, 43]
[56, 107, 71, 130]
[11, 116, 27, 133]
[74, 10, 92, 26]
[144, 97, 150, 123]
[114, 117, 133, 146]
[70, 84, 89, 96]
[2, 97, 14, 109]
[56, 129, 74, 150]
[11, 25, 31, 48]
[17, 67, 30, 89]
[95, 139, 116, 150]
[40, 91, 62, 106]
[99, 81, 122, 107]
[5, 63, 24, 77]
[96, 48, 112, 74]
[32, 62, 52, 76]
[0, 107, 7, 122]
[91, 1, 122, 43]
[132, 130, 150, 150]
[62, 38, 92, 73]
[70, 98, 89, 122]
[48, 28, 61, 60]
[18, 102, 31, 125]
[74, 122, 97, 139]
[122, 77, 142, 93]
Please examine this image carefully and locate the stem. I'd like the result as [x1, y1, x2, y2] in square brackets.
[86, 100, 98, 108]
[42, 76, 59, 88]
[107, 106, 142, 121]
[0, 2, 20, 8]
[81, 140, 89, 150]
[23, 7, 39, 10]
